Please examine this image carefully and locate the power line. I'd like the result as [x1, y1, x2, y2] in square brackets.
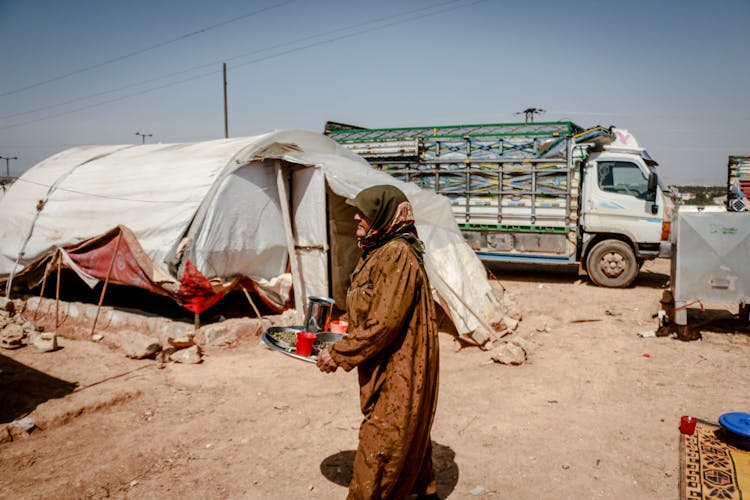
[2, 0, 470, 122]
[0, 0, 485, 131]
[0, 69, 220, 130]
[0, 0, 295, 98]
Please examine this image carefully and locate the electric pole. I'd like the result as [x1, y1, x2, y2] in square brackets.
[515, 108, 546, 123]
[135, 132, 153, 144]
[223, 63, 229, 139]
[0, 155, 18, 177]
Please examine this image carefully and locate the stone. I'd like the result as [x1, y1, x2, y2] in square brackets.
[29, 331, 58, 352]
[21, 320, 39, 333]
[121, 330, 162, 359]
[490, 341, 527, 365]
[196, 318, 267, 346]
[0, 425, 12, 444]
[8, 416, 35, 439]
[0, 297, 15, 314]
[169, 345, 202, 364]
[504, 316, 520, 331]
[470, 485, 486, 496]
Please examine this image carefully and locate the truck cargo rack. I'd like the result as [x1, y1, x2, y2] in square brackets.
[327, 121, 615, 262]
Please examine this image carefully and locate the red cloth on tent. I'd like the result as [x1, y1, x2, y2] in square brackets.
[177, 260, 229, 313]
[66, 232, 164, 295]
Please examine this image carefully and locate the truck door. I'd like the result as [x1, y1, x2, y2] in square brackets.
[581, 157, 663, 244]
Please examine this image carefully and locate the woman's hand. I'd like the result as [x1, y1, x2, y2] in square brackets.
[316, 348, 338, 373]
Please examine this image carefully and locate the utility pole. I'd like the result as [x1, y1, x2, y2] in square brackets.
[515, 108, 546, 123]
[223, 63, 229, 139]
[135, 132, 152, 144]
[0, 155, 18, 177]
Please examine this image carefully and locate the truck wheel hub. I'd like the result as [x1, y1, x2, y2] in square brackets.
[599, 252, 625, 277]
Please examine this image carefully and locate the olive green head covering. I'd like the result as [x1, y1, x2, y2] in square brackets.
[349, 185, 424, 263]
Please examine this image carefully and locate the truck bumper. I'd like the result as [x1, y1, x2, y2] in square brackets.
[658, 241, 672, 259]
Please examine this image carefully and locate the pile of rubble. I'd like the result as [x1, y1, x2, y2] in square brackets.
[0, 298, 58, 353]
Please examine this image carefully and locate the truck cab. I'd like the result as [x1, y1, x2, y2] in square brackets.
[578, 129, 673, 286]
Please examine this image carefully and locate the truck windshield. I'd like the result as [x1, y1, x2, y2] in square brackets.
[597, 161, 649, 200]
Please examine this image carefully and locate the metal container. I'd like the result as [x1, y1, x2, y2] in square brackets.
[671, 207, 750, 325]
[303, 296, 335, 333]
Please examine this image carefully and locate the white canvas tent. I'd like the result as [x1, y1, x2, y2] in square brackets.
[0, 130, 500, 342]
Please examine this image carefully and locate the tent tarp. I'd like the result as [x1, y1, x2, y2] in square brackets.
[0, 130, 500, 340]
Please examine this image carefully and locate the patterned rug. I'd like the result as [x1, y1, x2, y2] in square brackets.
[680, 419, 750, 499]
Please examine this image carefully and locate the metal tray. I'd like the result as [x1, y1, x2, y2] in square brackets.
[261, 326, 345, 364]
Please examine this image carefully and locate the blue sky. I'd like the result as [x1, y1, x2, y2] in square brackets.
[1, 0, 748, 184]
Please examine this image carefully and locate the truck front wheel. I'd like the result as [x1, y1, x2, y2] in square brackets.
[586, 240, 638, 288]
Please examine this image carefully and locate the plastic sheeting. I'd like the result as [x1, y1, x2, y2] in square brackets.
[0, 130, 499, 338]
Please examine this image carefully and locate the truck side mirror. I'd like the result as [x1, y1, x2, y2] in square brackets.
[647, 172, 658, 213]
[646, 172, 658, 202]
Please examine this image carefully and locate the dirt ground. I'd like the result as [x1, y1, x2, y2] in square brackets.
[1, 258, 749, 499]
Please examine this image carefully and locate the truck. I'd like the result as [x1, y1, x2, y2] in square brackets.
[727, 155, 750, 212]
[325, 120, 674, 288]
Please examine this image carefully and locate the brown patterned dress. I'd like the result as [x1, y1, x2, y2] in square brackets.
[330, 238, 440, 499]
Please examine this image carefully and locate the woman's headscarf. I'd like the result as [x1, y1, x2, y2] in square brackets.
[349, 185, 424, 264]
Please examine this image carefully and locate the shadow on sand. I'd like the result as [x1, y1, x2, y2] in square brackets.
[0, 353, 78, 424]
[320, 441, 459, 497]
[485, 261, 670, 289]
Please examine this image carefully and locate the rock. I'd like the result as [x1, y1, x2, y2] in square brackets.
[196, 318, 268, 346]
[490, 341, 527, 365]
[121, 330, 162, 359]
[21, 320, 40, 333]
[273, 401, 289, 410]
[157, 346, 177, 364]
[169, 345, 202, 364]
[11, 313, 29, 325]
[0, 297, 15, 314]
[0, 425, 12, 444]
[8, 416, 36, 439]
[29, 331, 58, 352]
[470, 485, 486, 495]
[502, 316, 519, 331]
[270, 309, 302, 327]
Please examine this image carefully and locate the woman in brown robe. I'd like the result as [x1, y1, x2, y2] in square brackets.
[317, 185, 440, 500]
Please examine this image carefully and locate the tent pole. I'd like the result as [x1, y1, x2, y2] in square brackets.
[274, 160, 305, 324]
[55, 252, 61, 328]
[34, 260, 52, 320]
[90, 233, 121, 338]
[240, 285, 263, 319]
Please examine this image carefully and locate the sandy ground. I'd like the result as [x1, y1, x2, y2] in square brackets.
[1, 258, 749, 499]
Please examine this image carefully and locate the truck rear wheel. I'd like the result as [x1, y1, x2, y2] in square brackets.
[586, 240, 638, 288]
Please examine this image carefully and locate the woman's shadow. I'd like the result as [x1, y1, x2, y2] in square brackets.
[320, 441, 459, 497]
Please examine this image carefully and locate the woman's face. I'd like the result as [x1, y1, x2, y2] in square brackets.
[354, 212, 372, 238]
